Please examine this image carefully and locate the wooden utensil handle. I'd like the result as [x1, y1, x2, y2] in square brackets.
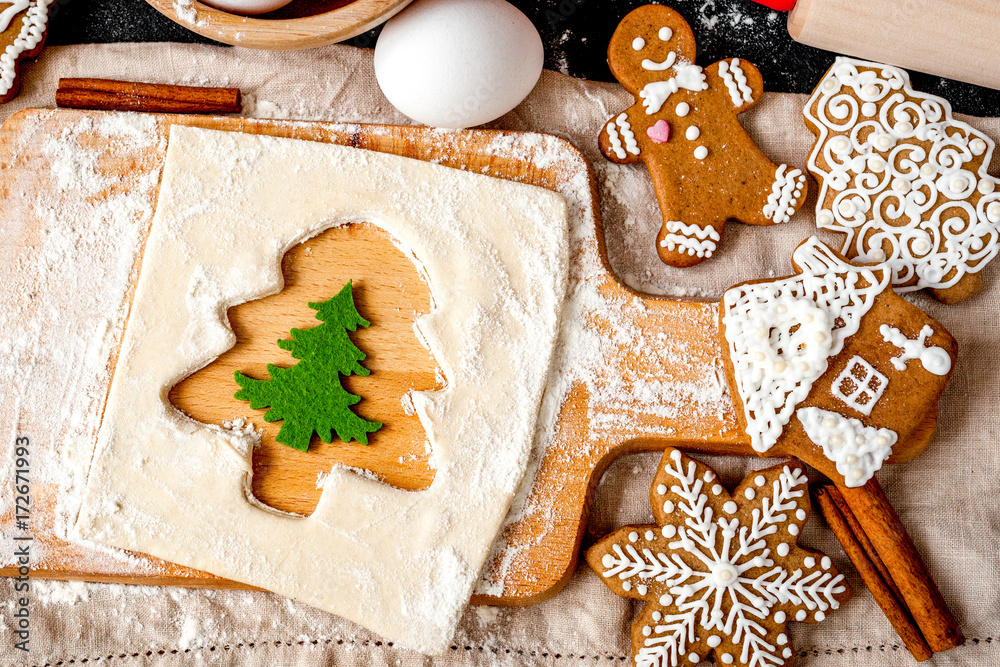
[839, 478, 965, 653]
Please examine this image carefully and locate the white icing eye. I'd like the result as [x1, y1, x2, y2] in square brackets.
[693, 145, 708, 160]
[685, 126, 700, 140]
[659, 27, 672, 40]
[675, 102, 689, 116]
[632, 37, 645, 50]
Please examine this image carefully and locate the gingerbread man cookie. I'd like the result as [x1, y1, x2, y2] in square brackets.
[600, 4, 807, 268]
[0, 0, 52, 104]
[586, 448, 851, 667]
[804, 57, 1000, 303]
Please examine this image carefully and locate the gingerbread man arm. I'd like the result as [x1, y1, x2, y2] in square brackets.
[704, 58, 765, 115]
[598, 108, 643, 165]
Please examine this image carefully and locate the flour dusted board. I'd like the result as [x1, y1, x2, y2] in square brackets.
[1, 108, 763, 606]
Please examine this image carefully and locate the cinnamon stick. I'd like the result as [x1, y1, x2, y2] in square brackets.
[814, 485, 933, 662]
[56, 78, 242, 114]
[839, 478, 965, 653]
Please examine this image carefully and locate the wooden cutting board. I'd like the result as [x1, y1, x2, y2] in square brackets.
[0, 108, 766, 605]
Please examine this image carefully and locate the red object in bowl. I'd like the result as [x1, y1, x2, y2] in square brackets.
[749, 0, 796, 10]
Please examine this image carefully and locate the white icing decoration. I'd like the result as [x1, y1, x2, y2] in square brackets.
[797, 407, 897, 487]
[0, 0, 28, 30]
[804, 57, 1000, 292]
[633, 37, 645, 50]
[658, 220, 720, 258]
[718, 58, 753, 108]
[685, 125, 699, 141]
[693, 145, 708, 160]
[615, 113, 640, 156]
[763, 165, 806, 224]
[0, 0, 49, 96]
[642, 50, 677, 72]
[605, 122, 626, 160]
[675, 102, 689, 117]
[659, 27, 672, 41]
[74, 127, 570, 655]
[830, 355, 887, 416]
[640, 64, 708, 114]
[722, 237, 890, 452]
[879, 324, 952, 375]
[599, 456, 845, 667]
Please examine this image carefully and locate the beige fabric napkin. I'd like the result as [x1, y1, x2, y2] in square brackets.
[1, 42, 998, 667]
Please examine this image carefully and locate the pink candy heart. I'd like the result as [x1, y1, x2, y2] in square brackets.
[646, 120, 670, 143]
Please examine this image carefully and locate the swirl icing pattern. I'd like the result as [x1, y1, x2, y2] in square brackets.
[803, 57, 1000, 298]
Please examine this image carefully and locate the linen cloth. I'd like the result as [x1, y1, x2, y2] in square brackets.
[0, 42, 998, 667]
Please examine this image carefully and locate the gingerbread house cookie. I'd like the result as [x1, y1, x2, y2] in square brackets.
[804, 57, 1000, 303]
[719, 237, 956, 488]
[586, 448, 851, 667]
[600, 4, 807, 268]
[0, 0, 52, 104]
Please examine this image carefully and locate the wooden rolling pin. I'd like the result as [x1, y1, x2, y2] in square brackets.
[753, 0, 1000, 90]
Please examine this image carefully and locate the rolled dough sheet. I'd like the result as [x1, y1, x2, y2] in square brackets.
[74, 125, 569, 654]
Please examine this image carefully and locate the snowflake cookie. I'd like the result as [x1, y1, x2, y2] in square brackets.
[586, 449, 851, 667]
[599, 4, 807, 268]
[804, 57, 1000, 303]
[718, 237, 956, 489]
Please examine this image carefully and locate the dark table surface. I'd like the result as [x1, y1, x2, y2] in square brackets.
[47, 0, 1000, 117]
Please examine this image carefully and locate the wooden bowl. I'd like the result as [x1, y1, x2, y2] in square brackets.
[145, 0, 414, 50]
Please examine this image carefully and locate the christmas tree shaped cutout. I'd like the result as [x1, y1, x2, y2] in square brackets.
[234, 280, 382, 451]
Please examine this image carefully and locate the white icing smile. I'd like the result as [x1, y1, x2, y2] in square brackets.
[642, 51, 676, 71]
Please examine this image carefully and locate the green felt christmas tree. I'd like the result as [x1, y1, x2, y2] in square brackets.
[234, 281, 382, 452]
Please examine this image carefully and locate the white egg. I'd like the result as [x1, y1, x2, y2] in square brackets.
[374, 0, 544, 129]
[200, 0, 294, 15]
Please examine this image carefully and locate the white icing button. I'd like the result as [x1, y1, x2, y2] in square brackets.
[876, 135, 892, 150]
[832, 136, 850, 154]
[951, 176, 968, 191]
[892, 178, 910, 193]
[755, 475, 766, 486]
[723, 501, 737, 514]
[817, 210, 833, 226]
[920, 163, 936, 178]
[632, 37, 645, 50]
[845, 454, 858, 464]
[783, 647, 794, 659]
[645, 530, 655, 540]
[659, 593, 672, 605]
[894, 120, 913, 134]
[622, 580, 631, 591]
[788, 524, 800, 536]
[850, 468, 864, 480]
[874, 435, 889, 447]
[659, 27, 672, 40]
[838, 199, 856, 216]
[712, 484, 723, 495]
[987, 202, 1000, 223]
[815, 611, 826, 621]
[720, 653, 734, 665]
[777, 543, 790, 557]
[971, 138, 987, 155]
[642, 625, 651, 636]
[602, 554, 614, 568]
[796, 509, 806, 521]
[774, 360, 788, 373]
[821, 78, 837, 91]
[662, 524, 677, 538]
[707, 636, 722, 648]
[861, 102, 877, 117]
[688, 653, 699, 663]
[656, 484, 667, 495]
[796, 610, 807, 621]
[637, 584, 648, 595]
[823, 417, 837, 429]
[822, 556, 832, 569]
[869, 248, 886, 262]
[862, 84, 878, 97]
[912, 237, 931, 254]
[979, 179, 995, 194]
[685, 125, 700, 140]
[828, 434, 843, 448]
[675, 102, 689, 117]
[704, 471, 716, 482]
[663, 500, 676, 513]
[804, 556, 815, 568]
[774, 611, 786, 623]
[744, 488, 755, 500]
[652, 611, 662, 621]
[867, 156, 886, 173]
[777, 633, 788, 645]
[629, 531, 638, 542]
[694, 145, 708, 160]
